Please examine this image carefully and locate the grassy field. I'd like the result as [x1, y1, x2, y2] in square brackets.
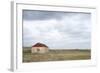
[23, 47, 91, 63]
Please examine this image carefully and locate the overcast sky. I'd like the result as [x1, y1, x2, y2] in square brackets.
[22, 10, 91, 49]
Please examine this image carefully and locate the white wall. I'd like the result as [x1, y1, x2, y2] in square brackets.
[0, 0, 100, 73]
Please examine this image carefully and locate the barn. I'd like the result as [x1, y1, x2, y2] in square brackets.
[31, 43, 49, 53]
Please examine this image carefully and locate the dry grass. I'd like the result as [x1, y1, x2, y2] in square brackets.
[23, 47, 91, 63]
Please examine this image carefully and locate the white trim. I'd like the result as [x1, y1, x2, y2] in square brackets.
[11, 1, 97, 71]
[15, 0, 97, 9]
[11, 1, 17, 71]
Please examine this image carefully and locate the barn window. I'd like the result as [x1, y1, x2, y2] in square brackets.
[37, 48, 40, 52]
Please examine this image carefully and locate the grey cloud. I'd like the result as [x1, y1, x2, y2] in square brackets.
[23, 10, 90, 21]
[23, 10, 91, 49]
[23, 10, 64, 20]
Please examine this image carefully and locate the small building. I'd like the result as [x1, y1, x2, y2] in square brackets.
[31, 43, 49, 53]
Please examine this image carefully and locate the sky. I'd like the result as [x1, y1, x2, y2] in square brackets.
[22, 10, 91, 49]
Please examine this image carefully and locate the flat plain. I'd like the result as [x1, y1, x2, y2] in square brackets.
[23, 47, 91, 63]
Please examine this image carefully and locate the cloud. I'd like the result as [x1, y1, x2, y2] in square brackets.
[23, 10, 90, 21]
[23, 10, 91, 49]
[23, 10, 64, 20]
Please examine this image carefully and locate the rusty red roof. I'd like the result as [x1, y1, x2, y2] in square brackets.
[32, 43, 48, 48]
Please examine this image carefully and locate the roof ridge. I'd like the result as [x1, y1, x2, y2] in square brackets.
[32, 42, 48, 48]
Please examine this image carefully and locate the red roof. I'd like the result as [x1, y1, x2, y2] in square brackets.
[32, 43, 48, 48]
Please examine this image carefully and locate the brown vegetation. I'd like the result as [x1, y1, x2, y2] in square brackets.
[23, 47, 91, 63]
